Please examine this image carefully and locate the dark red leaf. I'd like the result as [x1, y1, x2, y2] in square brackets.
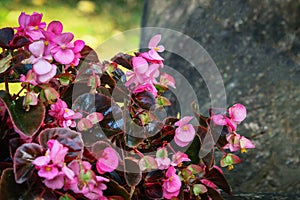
[144, 169, 164, 183]
[80, 45, 99, 62]
[124, 157, 142, 187]
[0, 27, 14, 48]
[0, 91, 45, 138]
[145, 183, 163, 199]
[10, 36, 30, 49]
[13, 143, 43, 183]
[204, 167, 232, 195]
[104, 179, 130, 200]
[132, 91, 156, 110]
[185, 134, 201, 164]
[39, 128, 84, 162]
[111, 53, 133, 70]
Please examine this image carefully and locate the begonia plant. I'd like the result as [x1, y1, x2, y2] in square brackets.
[0, 12, 255, 200]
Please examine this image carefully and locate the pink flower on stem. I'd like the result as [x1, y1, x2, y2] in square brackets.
[171, 151, 191, 166]
[125, 57, 160, 87]
[163, 166, 182, 199]
[51, 32, 75, 65]
[155, 147, 171, 170]
[224, 133, 255, 153]
[16, 12, 46, 40]
[211, 103, 247, 132]
[49, 98, 82, 128]
[32, 140, 74, 189]
[65, 160, 109, 200]
[174, 116, 195, 147]
[147, 34, 165, 60]
[96, 147, 119, 174]
[70, 39, 85, 67]
[28, 40, 57, 83]
[133, 83, 158, 97]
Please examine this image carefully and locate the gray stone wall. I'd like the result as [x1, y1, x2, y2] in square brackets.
[141, 0, 300, 195]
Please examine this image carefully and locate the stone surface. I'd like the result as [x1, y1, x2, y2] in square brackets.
[141, 0, 300, 195]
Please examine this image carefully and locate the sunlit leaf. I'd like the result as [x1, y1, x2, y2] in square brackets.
[0, 90, 45, 138]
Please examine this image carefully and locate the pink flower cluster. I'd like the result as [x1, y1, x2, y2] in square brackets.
[211, 103, 255, 165]
[174, 116, 196, 147]
[16, 12, 85, 83]
[48, 98, 82, 128]
[125, 34, 175, 97]
[33, 140, 119, 199]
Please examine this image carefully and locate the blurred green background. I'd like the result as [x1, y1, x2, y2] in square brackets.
[0, 0, 143, 55]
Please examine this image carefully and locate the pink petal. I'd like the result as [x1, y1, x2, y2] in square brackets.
[148, 34, 161, 48]
[211, 114, 227, 126]
[96, 147, 119, 174]
[62, 166, 75, 179]
[37, 64, 57, 83]
[174, 116, 194, 126]
[73, 40, 85, 53]
[54, 49, 74, 64]
[229, 103, 247, 123]
[132, 57, 148, 74]
[33, 59, 52, 75]
[157, 44, 165, 52]
[148, 49, 164, 60]
[32, 155, 50, 167]
[174, 136, 190, 147]
[29, 12, 43, 26]
[43, 174, 64, 190]
[86, 112, 103, 124]
[53, 32, 74, 45]
[47, 21, 63, 35]
[77, 118, 93, 131]
[38, 165, 59, 179]
[18, 12, 30, 27]
[29, 40, 45, 57]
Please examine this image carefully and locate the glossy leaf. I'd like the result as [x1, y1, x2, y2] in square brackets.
[72, 93, 124, 139]
[144, 169, 164, 183]
[132, 91, 156, 110]
[124, 157, 142, 187]
[0, 27, 14, 48]
[13, 143, 43, 183]
[10, 36, 30, 49]
[145, 183, 163, 199]
[0, 91, 45, 138]
[204, 167, 232, 195]
[39, 128, 84, 162]
[185, 134, 201, 164]
[80, 45, 99, 62]
[104, 178, 130, 200]
[0, 168, 57, 200]
[111, 53, 133, 70]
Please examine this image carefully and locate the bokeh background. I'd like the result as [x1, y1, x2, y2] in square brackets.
[0, 0, 143, 51]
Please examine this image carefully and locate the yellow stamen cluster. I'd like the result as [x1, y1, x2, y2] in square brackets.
[241, 148, 247, 153]
[228, 165, 234, 171]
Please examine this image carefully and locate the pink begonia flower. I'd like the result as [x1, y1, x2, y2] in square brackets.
[65, 160, 109, 200]
[171, 151, 191, 166]
[86, 112, 104, 124]
[133, 83, 158, 97]
[96, 147, 119, 174]
[28, 40, 57, 83]
[51, 32, 75, 64]
[211, 103, 247, 132]
[224, 133, 255, 153]
[49, 98, 82, 128]
[70, 39, 85, 66]
[174, 116, 195, 147]
[155, 147, 171, 170]
[163, 166, 181, 199]
[16, 12, 46, 40]
[77, 112, 103, 131]
[228, 103, 247, 123]
[32, 139, 74, 189]
[160, 73, 176, 88]
[147, 34, 165, 60]
[125, 57, 160, 87]
[20, 69, 38, 86]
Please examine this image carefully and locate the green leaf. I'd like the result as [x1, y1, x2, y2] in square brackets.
[193, 184, 208, 196]
[0, 90, 45, 138]
[13, 143, 43, 183]
[39, 128, 84, 162]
